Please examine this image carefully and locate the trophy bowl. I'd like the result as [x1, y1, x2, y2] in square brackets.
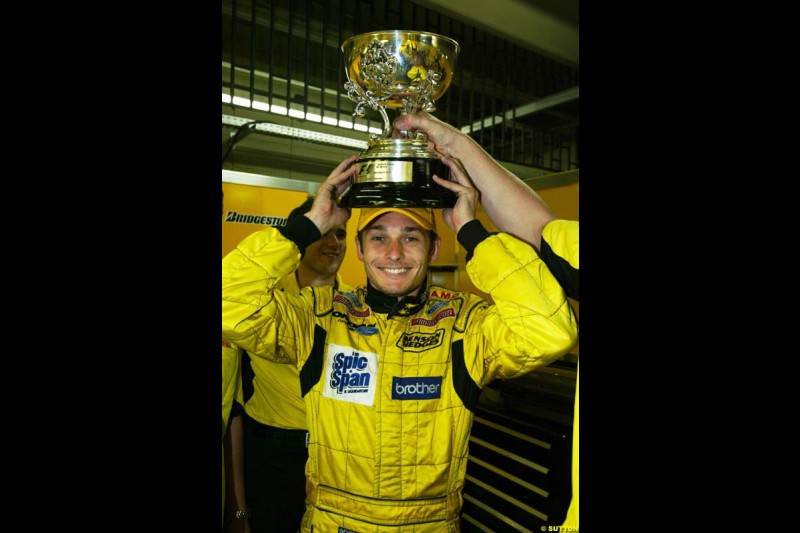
[339, 30, 460, 208]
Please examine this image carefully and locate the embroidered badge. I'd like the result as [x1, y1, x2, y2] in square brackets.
[356, 326, 379, 336]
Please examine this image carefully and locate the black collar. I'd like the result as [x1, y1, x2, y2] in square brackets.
[365, 281, 427, 318]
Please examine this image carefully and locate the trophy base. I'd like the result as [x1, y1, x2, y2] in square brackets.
[340, 182, 457, 208]
[339, 157, 457, 208]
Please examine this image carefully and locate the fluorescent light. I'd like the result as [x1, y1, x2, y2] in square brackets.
[223, 114, 369, 150]
[223, 94, 382, 139]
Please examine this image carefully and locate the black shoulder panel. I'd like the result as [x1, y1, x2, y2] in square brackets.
[300, 324, 328, 397]
[451, 340, 481, 412]
[540, 238, 579, 301]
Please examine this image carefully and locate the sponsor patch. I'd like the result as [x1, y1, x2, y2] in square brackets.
[341, 292, 365, 308]
[356, 326, 379, 336]
[224, 210, 287, 226]
[426, 301, 448, 315]
[410, 308, 454, 327]
[429, 289, 456, 299]
[323, 344, 378, 407]
[334, 294, 371, 317]
[338, 528, 358, 533]
[331, 310, 377, 332]
[396, 329, 444, 352]
[392, 376, 443, 400]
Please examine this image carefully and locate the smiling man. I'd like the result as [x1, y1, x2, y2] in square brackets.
[222, 155, 578, 532]
[356, 207, 438, 299]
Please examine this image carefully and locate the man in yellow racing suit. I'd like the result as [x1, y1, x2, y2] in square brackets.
[222, 156, 578, 531]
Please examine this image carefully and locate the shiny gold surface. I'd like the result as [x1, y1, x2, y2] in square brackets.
[356, 160, 415, 184]
[358, 139, 436, 160]
[341, 31, 459, 109]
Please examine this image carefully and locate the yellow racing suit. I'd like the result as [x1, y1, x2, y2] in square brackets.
[222, 216, 578, 532]
[242, 272, 352, 430]
[540, 220, 579, 532]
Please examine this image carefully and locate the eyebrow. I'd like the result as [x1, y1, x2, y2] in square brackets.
[366, 224, 423, 233]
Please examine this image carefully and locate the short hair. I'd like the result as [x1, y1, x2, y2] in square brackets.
[286, 196, 315, 225]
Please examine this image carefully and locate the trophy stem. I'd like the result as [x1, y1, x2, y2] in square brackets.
[375, 106, 391, 142]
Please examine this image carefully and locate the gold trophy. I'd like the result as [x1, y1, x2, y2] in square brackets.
[339, 30, 460, 208]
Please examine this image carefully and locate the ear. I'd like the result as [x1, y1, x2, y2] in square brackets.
[428, 234, 441, 263]
[355, 233, 364, 261]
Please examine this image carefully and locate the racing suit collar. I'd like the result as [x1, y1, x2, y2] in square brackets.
[365, 281, 427, 318]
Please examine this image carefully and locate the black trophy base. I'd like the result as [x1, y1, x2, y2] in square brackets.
[339, 157, 457, 208]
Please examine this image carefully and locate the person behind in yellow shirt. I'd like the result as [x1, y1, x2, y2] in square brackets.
[394, 112, 579, 531]
[223, 196, 352, 533]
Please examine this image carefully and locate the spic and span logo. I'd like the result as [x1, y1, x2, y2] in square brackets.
[329, 352, 371, 394]
[323, 344, 377, 407]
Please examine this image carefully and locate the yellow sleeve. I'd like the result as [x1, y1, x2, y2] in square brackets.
[222, 225, 318, 364]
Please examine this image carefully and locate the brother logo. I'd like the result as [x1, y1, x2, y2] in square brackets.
[392, 376, 443, 400]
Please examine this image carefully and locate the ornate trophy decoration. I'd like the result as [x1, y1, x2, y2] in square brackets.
[340, 31, 460, 208]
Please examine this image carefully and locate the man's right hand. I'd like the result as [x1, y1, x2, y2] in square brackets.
[305, 156, 358, 235]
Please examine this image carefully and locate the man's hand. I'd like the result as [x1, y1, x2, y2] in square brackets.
[394, 112, 463, 159]
[434, 157, 479, 234]
[305, 156, 357, 235]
